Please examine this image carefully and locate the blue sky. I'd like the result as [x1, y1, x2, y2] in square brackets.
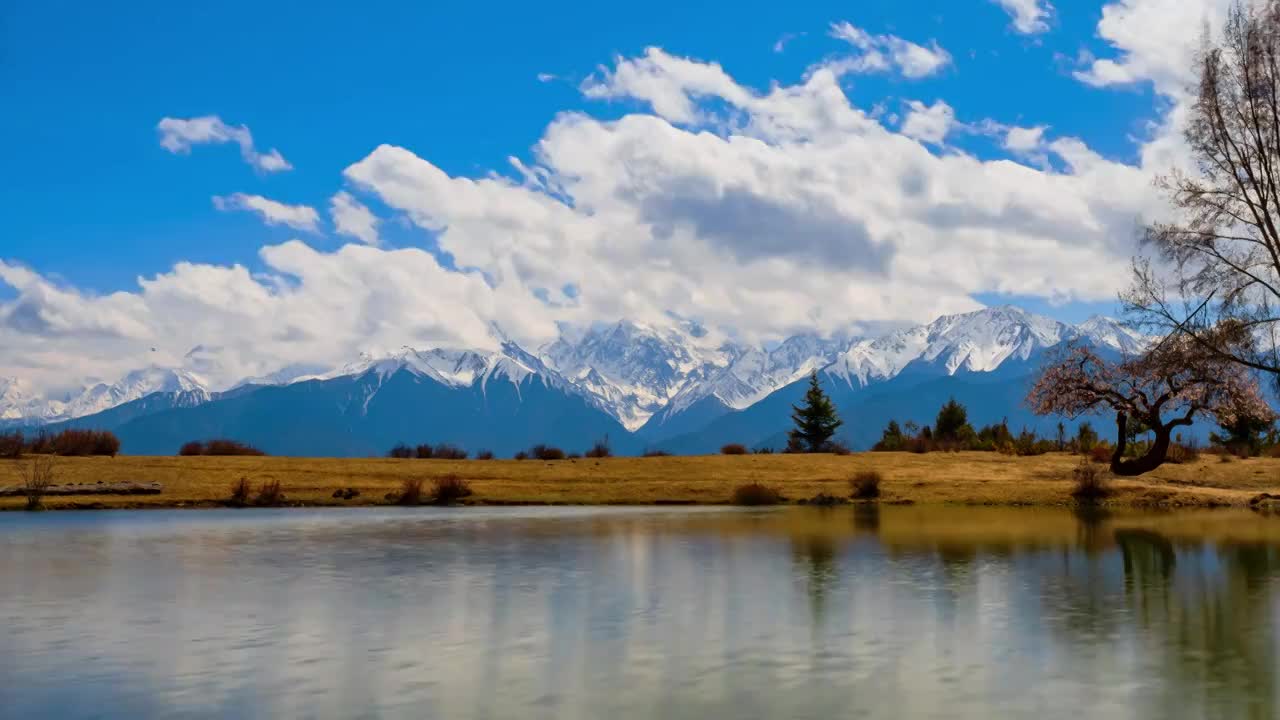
[5, 0, 1153, 291]
[0, 0, 1217, 389]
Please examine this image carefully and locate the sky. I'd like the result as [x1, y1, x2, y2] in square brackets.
[0, 0, 1232, 394]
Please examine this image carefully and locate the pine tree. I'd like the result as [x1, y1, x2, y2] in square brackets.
[789, 371, 843, 453]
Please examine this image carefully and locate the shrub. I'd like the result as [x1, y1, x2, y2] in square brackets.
[415, 444, 434, 459]
[1166, 441, 1200, 464]
[731, 482, 783, 506]
[44, 429, 120, 457]
[753, 447, 775, 455]
[432, 444, 468, 460]
[254, 479, 285, 506]
[397, 477, 424, 505]
[0, 431, 23, 460]
[1089, 445, 1112, 464]
[432, 474, 473, 504]
[202, 439, 266, 456]
[514, 450, 529, 461]
[1071, 458, 1109, 500]
[475, 449, 495, 460]
[530, 444, 565, 461]
[584, 438, 612, 458]
[906, 436, 930, 454]
[643, 448, 673, 457]
[18, 455, 56, 511]
[828, 441, 852, 456]
[849, 470, 882, 499]
[388, 444, 414, 459]
[567, 452, 582, 459]
[229, 476, 252, 506]
[721, 443, 748, 455]
[179, 441, 206, 456]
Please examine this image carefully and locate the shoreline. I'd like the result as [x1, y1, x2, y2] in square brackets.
[3, 451, 1278, 512]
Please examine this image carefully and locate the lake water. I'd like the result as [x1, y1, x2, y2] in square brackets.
[2, 506, 1279, 719]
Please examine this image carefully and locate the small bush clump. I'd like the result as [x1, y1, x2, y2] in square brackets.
[514, 450, 529, 461]
[584, 438, 612, 458]
[1071, 459, 1109, 501]
[731, 482, 783, 505]
[432, 474, 473, 505]
[229, 476, 252, 506]
[397, 477, 424, 505]
[388, 444, 414, 459]
[849, 470, 882, 499]
[0, 431, 24, 460]
[642, 448, 673, 457]
[18, 455, 56, 511]
[721, 443, 748, 455]
[1089, 445, 1113, 464]
[40, 429, 120, 457]
[475, 449, 495, 460]
[254, 479, 285, 507]
[530, 444, 566, 461]
[433, 444, 469, 460]
[828, 442, 852, 456]
[753, 447, 775, 455]
[182, 439, 266, 456]
[415, 444, 435, 459]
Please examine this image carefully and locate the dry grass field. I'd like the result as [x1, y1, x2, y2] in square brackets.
[2, 450, 1279, 511]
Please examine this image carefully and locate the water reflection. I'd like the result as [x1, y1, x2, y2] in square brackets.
[1, 506, 1279, 719]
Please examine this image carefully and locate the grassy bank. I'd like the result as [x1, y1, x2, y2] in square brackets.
[2, 451, 1279, 510]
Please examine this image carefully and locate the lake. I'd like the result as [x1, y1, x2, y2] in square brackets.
[2, 505, 1278, 719]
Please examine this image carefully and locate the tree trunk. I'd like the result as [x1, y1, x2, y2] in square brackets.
[1110, 411, 1172, 476]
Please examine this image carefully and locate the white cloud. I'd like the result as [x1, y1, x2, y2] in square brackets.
[1073, 0, 1228, 96]
[157, 115, 293, 173]
[5, 11, 1209, 395]
[991, 0, 1054, 35]
[900, 100, 956, 144]
[329, 191, 380, 246]
[1004, 124, 1047, 152]
[827, 22, 952, 79]
[773, 32, 804, 54]
[212, 193, 320, 232]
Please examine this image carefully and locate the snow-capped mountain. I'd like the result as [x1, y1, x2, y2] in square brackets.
[827, 306, 1142, 389]
[0, 377, 66, 423]
[539, 320, 741, 430]
[4, 306, 1151, 433]
[62, 367, 210, 420]
[659, 334, 848, 417]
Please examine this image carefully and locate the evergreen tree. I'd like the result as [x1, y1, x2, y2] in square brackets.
[934, 397, 969, 441]
[789, 372, 843, 453]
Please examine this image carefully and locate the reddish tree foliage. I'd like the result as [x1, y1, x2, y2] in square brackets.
[1028, 338, 1273, 475]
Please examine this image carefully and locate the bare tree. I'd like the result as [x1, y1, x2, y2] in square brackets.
[1028, 338, 1273, 475]
[1126, 1, 1280, 385]
[17, 455, 56, 511]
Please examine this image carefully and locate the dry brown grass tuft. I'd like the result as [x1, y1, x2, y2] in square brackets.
[732, 482, 783, 505]
[850, 470, 882, 499]
[432, 474, 473, 505]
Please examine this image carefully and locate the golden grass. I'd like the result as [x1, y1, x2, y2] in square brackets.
[0, 451, 1278, 510]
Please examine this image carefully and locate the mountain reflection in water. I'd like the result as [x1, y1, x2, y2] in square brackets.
[2, 505, 1278, 719]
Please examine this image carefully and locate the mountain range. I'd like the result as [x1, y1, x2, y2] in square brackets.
[3, 306, 1152, 456]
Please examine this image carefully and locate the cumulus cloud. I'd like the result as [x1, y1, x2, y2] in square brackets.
[991, 0, 1054, 34]
[900, 100, 956, 144]
[212, 193, 321, 232]
[826, 22, 953, 78]
[329, 191, 381, 246]
[5, 5, 1209, 394]
[1073, 0, 1228, 95]
[157, 116, 293, 173]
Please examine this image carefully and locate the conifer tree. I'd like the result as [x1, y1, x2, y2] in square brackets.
[789, 372, 843, 453]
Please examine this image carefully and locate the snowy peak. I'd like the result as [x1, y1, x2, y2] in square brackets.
[540, 320, 739, 430]
[0, 377, 65, 423]
[61, 367, 211, 420]
[827, 306, 1147, 389]
[662, 333, 848, 418]
[1076, 315, 1148, 354]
